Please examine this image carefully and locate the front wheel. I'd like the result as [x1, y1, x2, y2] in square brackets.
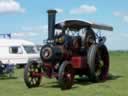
[87, 44, 109, 82]
[58, 61, 74, 90]
[24, 60, 42, 88]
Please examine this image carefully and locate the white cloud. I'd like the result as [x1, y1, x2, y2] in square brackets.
[103, 32, 128, 50]
[12, 25, 48, 38]
[22, 25, 46, 31]
[113, 11, 122, 17]
[0, 0, 25, 14]
[70, 5, 96, 15]
[123, 16, 128, 23]
[55, 8, 63, 13]
[21, 25, 48, 35]
[11, 25, 48, 44]
[113, 11, 128, 23]
[12, 31, 38, 37]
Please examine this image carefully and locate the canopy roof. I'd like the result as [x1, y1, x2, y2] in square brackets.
[55, 20, 113, 31]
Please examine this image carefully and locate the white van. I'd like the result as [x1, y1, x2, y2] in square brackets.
[0, 39, 40, 67]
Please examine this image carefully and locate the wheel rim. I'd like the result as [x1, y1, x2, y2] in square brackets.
[59, 61, 74, 89]
[24, 61, 41, 88]
[29, 64, 40, 86]
[95, 46, 109, 80]
[63, 64, 74, 86]
[95, 52, 103, 77]
[100, 51, 109, 80]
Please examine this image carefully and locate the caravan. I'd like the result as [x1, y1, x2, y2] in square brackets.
[0, 38, 40, 67]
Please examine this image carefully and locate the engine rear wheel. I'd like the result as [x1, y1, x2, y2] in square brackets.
[58, 61, 74, 90]
[24, 60, 42, 88]
[87, 44, 109, 82]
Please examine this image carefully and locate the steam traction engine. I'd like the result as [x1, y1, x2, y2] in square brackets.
[24, 10, 113, 89]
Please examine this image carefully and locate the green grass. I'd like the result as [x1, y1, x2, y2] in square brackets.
[0, 52, 128, 96]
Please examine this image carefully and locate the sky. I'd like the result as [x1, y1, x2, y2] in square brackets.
[0, 0, 128, 50]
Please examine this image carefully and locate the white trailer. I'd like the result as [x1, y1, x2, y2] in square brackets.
[0, 39, 39, 67]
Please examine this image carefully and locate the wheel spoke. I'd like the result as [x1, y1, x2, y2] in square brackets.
[28, 77, 32, 81]
[27, 71, 31, 76]
[24, 61, 42, 88]
[96, 69, 101, 77]
[33, 78, 37, 85]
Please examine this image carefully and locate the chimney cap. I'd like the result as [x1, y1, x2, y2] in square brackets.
[47, 9, 57, 14]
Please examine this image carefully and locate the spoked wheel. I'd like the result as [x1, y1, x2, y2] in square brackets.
[87, 44, 109, 82]
[24, 60, 42, 88]
[58, 61, 74, 90]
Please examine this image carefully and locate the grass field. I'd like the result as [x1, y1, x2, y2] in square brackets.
[0, 52, 128, 96]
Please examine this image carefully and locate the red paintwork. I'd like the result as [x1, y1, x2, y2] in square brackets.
[71, 56, 87, 69]
[32, 71, 58, 78]
[32, 72, 44, 77]
[32, 63, 59, 78]
[44, 63, 52, 67]
[44, 63, 53, 78]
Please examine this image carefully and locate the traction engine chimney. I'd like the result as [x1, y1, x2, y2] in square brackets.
[47, 10, 57, 40]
